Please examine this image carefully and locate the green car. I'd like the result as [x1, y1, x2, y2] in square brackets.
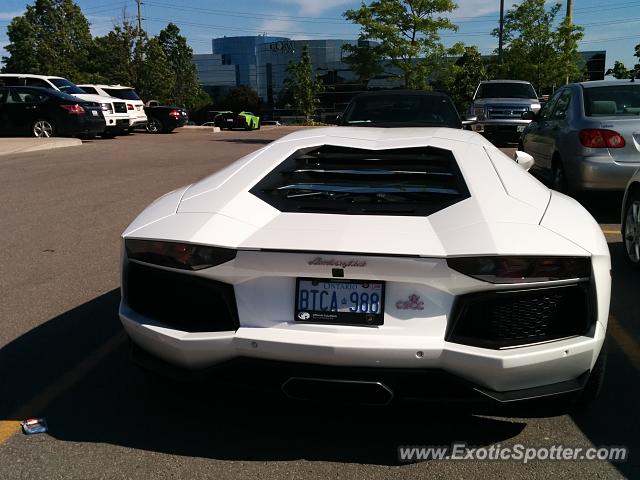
[214, 111, 261, 130]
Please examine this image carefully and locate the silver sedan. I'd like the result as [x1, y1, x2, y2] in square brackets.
[520, 80, 640, 193]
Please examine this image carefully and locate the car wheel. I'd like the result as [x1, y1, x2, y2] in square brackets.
[623, 190, 640, 266]
[551, 158, 568, 193]
[573, 340, 608, 410]
[32, 119, 56, 138]
[146, 117, 164, 134]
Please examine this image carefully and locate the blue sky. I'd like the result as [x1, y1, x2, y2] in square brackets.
[1, 0, 638, 70]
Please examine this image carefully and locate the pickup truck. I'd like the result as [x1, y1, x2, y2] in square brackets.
[143, 100, 189, 134]
[468, 80, 542, 143]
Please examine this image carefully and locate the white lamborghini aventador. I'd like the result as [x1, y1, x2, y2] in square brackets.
[120, 127, 610, 408]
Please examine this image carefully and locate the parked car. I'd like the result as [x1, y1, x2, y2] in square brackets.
[337, 90, 463, 128]
[0, 74, 129, 138]
[143, 101, 188, 134]
[78, 84, 147, 132]
[468, 80, 542, 143]
[0, 86, 105, 138]
[621, 168, 640, 266]
[214, 111, 261, 130]
[520, 80, 640, 192]
[120, 126, 609, 410]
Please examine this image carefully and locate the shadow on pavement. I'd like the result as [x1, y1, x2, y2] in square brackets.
[570, 242, 640, 478]
[215, 138, 273, 145]
[0, 290, 525, 466]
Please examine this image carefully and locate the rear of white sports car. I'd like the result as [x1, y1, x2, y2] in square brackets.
[120, 127, 610, 407]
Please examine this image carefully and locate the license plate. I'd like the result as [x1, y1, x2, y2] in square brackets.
[295, 278, 385, 326]
[517, 125, 526, 132]
[227, 119, 233, 122]
[91, 110, 98, 117]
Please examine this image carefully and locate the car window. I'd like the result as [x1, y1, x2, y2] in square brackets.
[551, 90, 571, 120]
[476, 82, 537, 99]
[80, 86, 98, 95]
[0, 76, 24, 86]
[583, 85, 640, 116]
[26, 78, 54, 90]
[0, 89, 8, 103]
[47, 78, 85, 95]
[104, 88, 141, 100]
[538, 91, 562, 120]
[6, 89, 48, 104]
[340, 94, 461, 128]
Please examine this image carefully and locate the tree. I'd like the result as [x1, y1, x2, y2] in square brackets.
[605, 61, 633, 79]
[634, 43, 640, 78]
[157, 23, 206, 109]
[2, 0, 93, 80]
[89, 18, 141, 86]
[341, 38, 384, 84]
[137, 37, 174, 103]
[223, 86, 260, 113]
[343, 0, 458, 90]
[284, 45, 324, 121]
[492, 0, 584, 93]
[442, 46, 487, 113]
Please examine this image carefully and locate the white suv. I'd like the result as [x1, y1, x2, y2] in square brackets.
[0, 74, 130, 137]
[78, 84, 147, 132]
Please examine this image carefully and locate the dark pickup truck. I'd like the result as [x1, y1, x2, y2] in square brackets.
[143, 102, 189, 134]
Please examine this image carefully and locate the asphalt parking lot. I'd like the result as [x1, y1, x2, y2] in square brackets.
[0, 127, 639, 479]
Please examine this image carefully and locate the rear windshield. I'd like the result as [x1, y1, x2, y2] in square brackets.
[583, 85, 640, 116]
[104, 88, 141, 100]
[476, 83, 537, 99]
[48, 78, 85, 95]
[340, 94, 461, 128]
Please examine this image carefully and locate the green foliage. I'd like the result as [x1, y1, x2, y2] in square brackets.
[492, 0, 584, 93]
[442, 46, 487, 113]
[635, 43, 640, 78]
[157, 23, 207, 109]
[2, 0, 93, 81]
[137, 37, 174, 103]
[343, 0, 458, 89]
[223, 86, 261, 113]
[284, 45, 324, 120]
[341, 39, 384, 83]
[605, 61, 634, 79]
[89, 18, 141, 86]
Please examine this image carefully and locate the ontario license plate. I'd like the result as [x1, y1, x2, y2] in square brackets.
[295, 278, 385, 326]
[91, 110, 98, 117]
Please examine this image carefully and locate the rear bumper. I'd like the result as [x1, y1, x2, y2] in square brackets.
[129, 117, 148, 127]
[57, 117, 106, 136]
[571, 155, 640, 191]
[129, 339, 590, 405]
[120, 302, 606, 395]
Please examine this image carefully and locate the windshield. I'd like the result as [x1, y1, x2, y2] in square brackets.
[476, 83, 537, 99]
[583, 85, 640, 116]
[104, 88, 141, 101]
[48, 78, 86, 95]
[340, 94, 461, 128]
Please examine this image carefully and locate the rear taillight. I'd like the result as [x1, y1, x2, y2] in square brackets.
[125, 239, 236, 270]
[447, 256, 590, 284]
[127, 103, 134, 110]
[168, 109, 181, 119]
[579, 129, 626, 149]
[60, 104, 85, 115]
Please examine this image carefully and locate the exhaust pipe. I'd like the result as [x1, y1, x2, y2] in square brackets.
[282, 377, 394, 406]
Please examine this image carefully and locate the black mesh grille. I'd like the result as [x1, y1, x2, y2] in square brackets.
[250, 145, 470, 216]
[447, 285, 593, 349]
[113, 102, 127, 113]
[125, 261, 239, 333]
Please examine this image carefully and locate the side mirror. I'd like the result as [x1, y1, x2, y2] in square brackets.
[514, 150, 535, 171]
[521, 111, 537, 121]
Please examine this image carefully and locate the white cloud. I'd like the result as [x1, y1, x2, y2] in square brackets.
[449, 0, 500, 19]
[257, 13, 297, 38]
[0, 10, 23, 20]
[274, 0, 355, 16]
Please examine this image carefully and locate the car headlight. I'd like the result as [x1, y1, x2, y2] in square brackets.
[530, 103, 541, 112]
[125, 239, 237, 270]
[101, 103, 113, 113]
[447, 256, 590, 284]
[473, 106, 485, 118]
